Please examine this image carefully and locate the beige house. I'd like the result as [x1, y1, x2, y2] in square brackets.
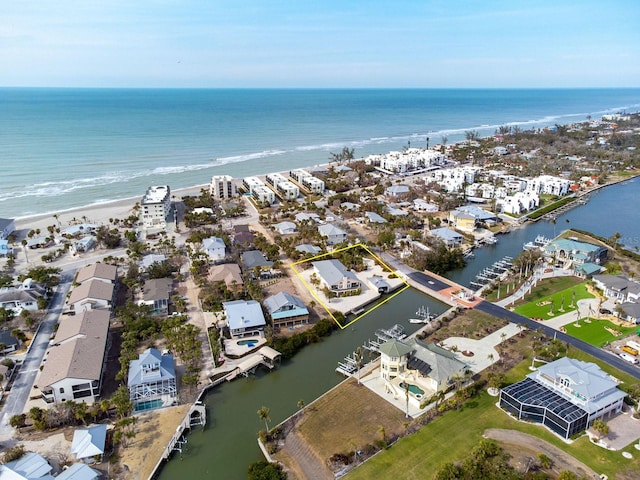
[208, 263, 244, 291]
[38, 310, 110, 405]
[75, 263, 118, 285]
[68, 279, 114, 312]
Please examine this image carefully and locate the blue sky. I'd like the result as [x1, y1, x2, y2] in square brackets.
[1, 1, 639, 88]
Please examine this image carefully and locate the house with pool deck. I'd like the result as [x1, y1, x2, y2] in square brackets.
[378, 338, 470, 406]
[499, 357, 626, 439]
[128, 348, 178, 412]
[223, 299, 267, 338]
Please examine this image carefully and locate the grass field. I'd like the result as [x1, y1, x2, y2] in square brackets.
[514, 277, 593, 321]
[346, 357, 640, 480]
[564, 318, 638, 347]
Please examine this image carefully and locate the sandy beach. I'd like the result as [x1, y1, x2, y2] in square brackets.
[12, 183, 210, 240]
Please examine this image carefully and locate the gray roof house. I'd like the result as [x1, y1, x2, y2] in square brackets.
[0, 330, 20, 354]
[592, 274, 640, 302]
[264, 292, 309, 328]
[67, 279, 114, 312]
[128, 348, 177, 412]
[241, 250, 274, 270]
[138, 277, 172, 315]
[56, 463, 101, 480]
[223, 300, 267, 338]
[619, 302, 640, 324]
[317, 224, 347, 245]
[364, 212, 387, 224]
[295, 244, 322, 256]
[385, 185, 410, 197]
[312, 259, 361, 295]
[368, 276, 391, 293]
[500, 357, 627, 439]
[430, 227, 463, 247]
[140, 254, 167, 270]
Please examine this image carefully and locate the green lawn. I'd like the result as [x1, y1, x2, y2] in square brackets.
[564, 318, 638, 347]
[514, 279, 593, 321]
[346, 356, 640, 480]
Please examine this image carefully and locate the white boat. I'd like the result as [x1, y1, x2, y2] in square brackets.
[523, 235, 551, 251]
[409, 305, 435, 324]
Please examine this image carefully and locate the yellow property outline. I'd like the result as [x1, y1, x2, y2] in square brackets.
[290, 243, 410, 329]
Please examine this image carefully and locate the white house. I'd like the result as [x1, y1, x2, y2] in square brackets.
[39, 310, 110, 405]
[312, 259, 361, 295]
[68, 279, 114, 312]
[318, 224, 347, 245]
[223, 300, 267, 338]
[202, 236, 226, 261]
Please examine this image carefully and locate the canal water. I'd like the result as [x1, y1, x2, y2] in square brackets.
[158, 178, 640, 480]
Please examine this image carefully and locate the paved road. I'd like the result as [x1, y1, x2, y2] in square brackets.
[0, 270, 74, 440]
[475, 300, 640, 380]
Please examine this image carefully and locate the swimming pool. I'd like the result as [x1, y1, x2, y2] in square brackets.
[135, 399, 163, 412]
[399, 382, 425, 397]
[237, 339, 257, 347]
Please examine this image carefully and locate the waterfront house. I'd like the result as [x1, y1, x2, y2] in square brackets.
[448, 210, 477, 232]
[202, 236, 226, 262]
[0, 452, 52, 479]
[544, 238, 608, 271]
[208, 263, 244, 291]
[312, 259, 361, 296]
[499, 357, 626, 439]
[429, 227, 463, 248]
[71, 424, 107, 462]
[75, 263, 118, 286]
[140, 185, 172, 230]
[138, 277, 172, 315]
[62, 223, 97, 238]
[128, 348, 177, 412]
[68, 279, 114, 312]
[242, 176, 276, 205]
[263, 291, 309, 329]
[38, 310, 110, 405]
[379, 338, 469, 394]
[26, 235, 53, 249]
[0, 218, 15, 240]
[223, 300, 266, 338]
[317, 224, 347, 245]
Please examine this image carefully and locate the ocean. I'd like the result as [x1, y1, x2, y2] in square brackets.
[1, 88, 640, 219]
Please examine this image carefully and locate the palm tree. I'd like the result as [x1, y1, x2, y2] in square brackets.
[355, 347, 364, 385]
[404, 382, 410, 419]
[257, 406, 271, 432]
[592, 418, 609, 442]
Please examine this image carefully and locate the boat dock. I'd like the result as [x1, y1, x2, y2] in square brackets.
[162, 403, 207, 460]
[336, 324, 406, 376]
[469, 256, 513, 290]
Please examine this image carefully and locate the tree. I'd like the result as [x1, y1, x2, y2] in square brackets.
[404, 382, 410, 418]
[247, 460, 286, 480]
[9, 413, 26, 431]
[558, 471, 579, 480]
[537, 453, 553, 469]
[257, 406, 271, 432]
[592, 418, 609, 441]
[329, 146, 355, 164]
[111, 386, 133, 418]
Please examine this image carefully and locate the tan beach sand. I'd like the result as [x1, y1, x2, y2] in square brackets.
[13, 184, 209, 239]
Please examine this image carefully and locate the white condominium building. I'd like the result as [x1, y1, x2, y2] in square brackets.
[141, 185, 172, 229]
[265, 173, 300, 200]
[289, 169, 325, 194]
[210, 175, 237, 199]
[242, 176, 276, 205]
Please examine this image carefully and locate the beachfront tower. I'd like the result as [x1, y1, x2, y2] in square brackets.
[141, 185, 172, 230]
[210, 175, 238, 199]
